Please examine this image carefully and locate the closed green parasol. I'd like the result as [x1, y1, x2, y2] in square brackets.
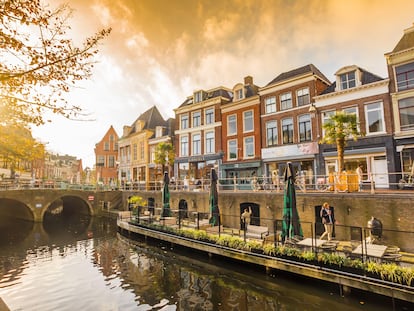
[281, 162, 303, 243]
[161, 172, 171, 217]
[208, 168, 220, 226]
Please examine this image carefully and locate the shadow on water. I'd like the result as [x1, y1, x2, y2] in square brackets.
[116, 233, 413, 311]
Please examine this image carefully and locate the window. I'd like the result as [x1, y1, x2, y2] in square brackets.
[265, 96, 276, 114]
[97, 155, 105, 166]
[194, 91, 203, 103]
[156, 126, 164, 137]
[282, 118, 293, 144]
[192, 111, 201, 127]
[236, 88, 244, 100]
[228, 115, 237, 135]
[280, 92, 292, 110]
[321, 110, 335, 138]
[192, 133, 201, 155]
[133, 143, 137, 160]
[396, 62, 414, 91]
[205, 131, 214, 153]
[365, 102, 385, 134]
[340, 71, 356, 90]
[205, 108, 214, 124]
[104, 142, 109, 151]
[298, 114, 311, 142]
[228, 140, 237, 160]
[181, 115, 188, 129]
[343, 106, 359, 132]
[399, 97, 414, 131]
[180, 136, 188, 156]
[108, 156, 115, 168]
[243, 110, 253, 132]
[244, 137, 254, 158]
[297, 87, 310, 106]
[266, 121, 278, 146]
[140, 142, 144, 160]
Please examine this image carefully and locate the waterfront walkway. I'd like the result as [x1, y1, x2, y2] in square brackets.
[117, 214, 414, 304]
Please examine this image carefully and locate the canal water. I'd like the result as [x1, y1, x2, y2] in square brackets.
[0, 215, 410, 310]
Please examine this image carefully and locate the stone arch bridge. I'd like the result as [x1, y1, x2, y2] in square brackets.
[0, 189, 122, 222]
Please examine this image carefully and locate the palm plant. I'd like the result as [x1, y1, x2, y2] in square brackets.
[320, 111, 360, 173]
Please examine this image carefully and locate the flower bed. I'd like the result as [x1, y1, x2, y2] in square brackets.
[136, 221, 414, 287]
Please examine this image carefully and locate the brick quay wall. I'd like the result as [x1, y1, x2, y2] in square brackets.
[120, 190, 414, 233]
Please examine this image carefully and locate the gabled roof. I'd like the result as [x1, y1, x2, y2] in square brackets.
[391, 23, 414, 53]
[125, 106, 166, 136]
[177, 87, 233, 109]
[320, 66, 385, 95]
[265, 64, 330, 86]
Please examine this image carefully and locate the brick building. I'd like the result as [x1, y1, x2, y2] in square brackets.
[94, 125, 119, 186]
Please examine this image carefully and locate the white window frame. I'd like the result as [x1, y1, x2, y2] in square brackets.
[192, 133, 201, 155]
[265, 96, 276, 114]
[282, 118, 293, 144]
[321, 110, 335, 138]
[365, 101, 386, 135]
[180, 135, 189, 157]
[205, 131, 215, 154]
[180, 114, 189, 130]
[243, 110, 254, 132]
[192, 111, 201, 127]
[280, 92, 292, 110]
[228, 139, 238, 160]
[205, 108, 214, 124]
[266, 120, 278, 147]
[244, 136, 254, 158]
[340, 71, 356, 90]
[298, 114, 311, 142]
[227, 114, 237, 135]
[296, 87, 310, 106]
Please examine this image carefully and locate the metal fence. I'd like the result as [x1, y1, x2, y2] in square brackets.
[125, 207, 413, 265]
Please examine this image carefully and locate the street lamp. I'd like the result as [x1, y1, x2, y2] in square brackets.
[308, 104, 319, 138]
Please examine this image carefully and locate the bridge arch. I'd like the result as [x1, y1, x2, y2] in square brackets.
[41, 194, 93, 221]
[0, 197, 34, 221]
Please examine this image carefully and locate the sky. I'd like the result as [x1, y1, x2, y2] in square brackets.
[31, 0, 414, 168]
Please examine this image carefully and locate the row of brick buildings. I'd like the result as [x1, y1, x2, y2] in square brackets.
[95, 23, 414, 190]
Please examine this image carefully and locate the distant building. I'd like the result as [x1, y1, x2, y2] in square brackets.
[94, 125, 119, 186]
[118, 106, 167, 189]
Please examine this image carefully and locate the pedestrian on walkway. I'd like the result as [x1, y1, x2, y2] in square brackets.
[241, 206, 252, 230]
[320, 202, 335, 241]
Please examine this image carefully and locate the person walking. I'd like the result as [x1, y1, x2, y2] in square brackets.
[320, 202, 335, 241]
[241, 206, 252, 230]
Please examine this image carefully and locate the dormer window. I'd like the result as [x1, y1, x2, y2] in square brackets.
[155, 126, 164, 137]
[236, 88, 244, 100]
[340, 71, 356, 90]
[194, 91, 203, 103]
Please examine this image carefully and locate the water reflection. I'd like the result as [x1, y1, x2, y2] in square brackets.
[0, 216, 411, 310]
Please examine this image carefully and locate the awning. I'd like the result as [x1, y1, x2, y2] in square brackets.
[322, 147, 386, 157]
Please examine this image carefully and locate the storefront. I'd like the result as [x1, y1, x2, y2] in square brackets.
[220, 161, 262, 190]
[174, 154, 222, 185]
[322, 147, 389, 189]
[262, 142, 318, 187]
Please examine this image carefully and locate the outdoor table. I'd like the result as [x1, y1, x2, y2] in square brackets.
[297, 238, 327, 250]
[352, 244, 388, 260]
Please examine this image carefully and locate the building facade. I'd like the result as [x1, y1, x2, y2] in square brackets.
[118, 106, 167, 189]
[259, 64, 331, 187]
[220, 76, 261, 189]
[94, 125, 119, 186]
[174, 87, 232, 184]
[314, 65, 395, 188]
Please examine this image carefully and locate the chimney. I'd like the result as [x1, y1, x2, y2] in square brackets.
[244, 76, 253, 85]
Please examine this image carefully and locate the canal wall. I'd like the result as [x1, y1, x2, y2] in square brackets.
[120, 190, 414, 233]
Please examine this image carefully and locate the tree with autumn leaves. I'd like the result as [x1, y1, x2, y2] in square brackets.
[0, 0, 110, 176]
